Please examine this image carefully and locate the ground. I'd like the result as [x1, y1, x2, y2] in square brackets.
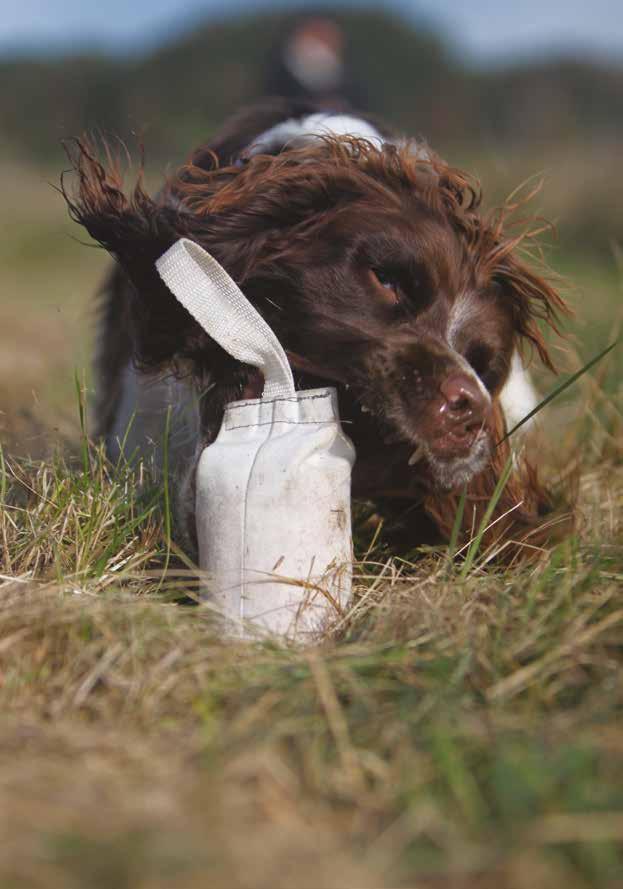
[0, 153, 622, 888]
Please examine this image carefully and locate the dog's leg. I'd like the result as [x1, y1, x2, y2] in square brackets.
[107, 362, 200, 475]
[93, 265, 200, 476]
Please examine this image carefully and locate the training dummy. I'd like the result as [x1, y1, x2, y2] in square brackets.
[156, 239, 355, 640]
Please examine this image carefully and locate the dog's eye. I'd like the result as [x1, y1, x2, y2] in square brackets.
[369, 267, 402, 305]
[466, 343, 504, 392]
[373, 269, 398, 290]
[466, 343, 492, 378]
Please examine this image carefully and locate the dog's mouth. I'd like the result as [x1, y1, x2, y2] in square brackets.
[402, 399, 492, 489]
[420, 431, 490, 489]
[424, 401, 489, 459]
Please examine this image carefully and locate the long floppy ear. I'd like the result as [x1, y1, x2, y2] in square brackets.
[492, 247, 569, 372]
[471, 189, 572, 372]
[435, 163, 570, 372]
[62, 139, 219, 374]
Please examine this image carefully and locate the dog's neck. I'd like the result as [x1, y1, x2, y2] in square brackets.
[238, 110, 432, 170]
[244, 112, 386, 158]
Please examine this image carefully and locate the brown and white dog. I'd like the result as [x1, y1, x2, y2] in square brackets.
[64, 99, 568, 556]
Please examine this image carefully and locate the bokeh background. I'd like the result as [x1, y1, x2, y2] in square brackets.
[1, 0, 622, 454]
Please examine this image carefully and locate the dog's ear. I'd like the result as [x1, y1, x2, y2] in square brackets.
[491, 248, 569, 372]
[436, 163, 569, 372]
[62, 139, 219, 374]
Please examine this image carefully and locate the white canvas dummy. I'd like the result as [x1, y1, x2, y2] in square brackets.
[156, 239, 355, 641]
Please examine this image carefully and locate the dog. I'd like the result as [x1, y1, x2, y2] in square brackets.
[63, 99, 568, 557]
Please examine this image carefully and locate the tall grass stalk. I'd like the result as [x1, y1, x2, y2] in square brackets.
[74, 368, 90, 480]
[157, 405, 173, 593]
[501, 338, 620, 443]
[459, 455, 514, 578]
[446, 485, 467, 570]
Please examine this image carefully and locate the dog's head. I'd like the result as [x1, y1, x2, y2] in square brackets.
[64, 137, 565, 493]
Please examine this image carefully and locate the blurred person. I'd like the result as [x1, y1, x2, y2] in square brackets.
[265, 14, 367, 109]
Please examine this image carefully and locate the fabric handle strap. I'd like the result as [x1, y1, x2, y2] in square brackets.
[156, 238, 295, 400]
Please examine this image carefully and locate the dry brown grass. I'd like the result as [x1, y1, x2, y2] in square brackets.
[0, 439, 622, 888]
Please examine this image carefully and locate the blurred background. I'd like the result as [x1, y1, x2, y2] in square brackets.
[1, 0, 622, 455]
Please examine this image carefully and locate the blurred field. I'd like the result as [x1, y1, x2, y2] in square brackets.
[1, 127, 623, 888]
[0, 160, 107, 454]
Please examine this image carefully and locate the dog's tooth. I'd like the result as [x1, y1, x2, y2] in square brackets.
[408, 445, 425, 466]
[360, 404, 370, 414]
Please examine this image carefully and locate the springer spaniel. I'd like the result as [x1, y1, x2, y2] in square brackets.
[64, 99, 567, 556]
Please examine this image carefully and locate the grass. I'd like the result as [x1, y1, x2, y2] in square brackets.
[1, 439, 622, 888]
[1, 153, 623, 887]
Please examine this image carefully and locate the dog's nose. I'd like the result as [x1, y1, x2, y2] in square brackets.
[440, 374, 490, 429]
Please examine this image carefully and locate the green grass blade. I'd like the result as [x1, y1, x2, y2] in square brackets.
[446, 485, 467, 570]
[459, 455, 514, 579]
[0, 442, 6, 505]
[500, 339, 619, 444]
[116, 410, 137, 466]
[156, 405, 173, 593]
[74, 368, 90, 480]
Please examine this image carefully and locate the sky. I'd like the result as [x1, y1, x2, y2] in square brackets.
[0, 0, 621, 64]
